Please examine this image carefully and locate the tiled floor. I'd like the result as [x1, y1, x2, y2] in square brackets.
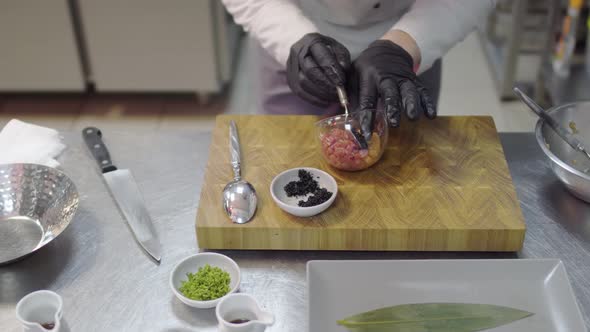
[0, 93, 226, 133]
[0, 95, 83, 130]
[0, 32, 537, 133]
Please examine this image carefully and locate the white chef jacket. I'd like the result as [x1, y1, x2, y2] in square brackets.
[221, 0, 495, 74]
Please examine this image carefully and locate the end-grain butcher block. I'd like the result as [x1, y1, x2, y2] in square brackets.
[195, 115, 526, 251]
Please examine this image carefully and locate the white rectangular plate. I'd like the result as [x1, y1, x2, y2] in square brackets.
[307, 259, 586, 332]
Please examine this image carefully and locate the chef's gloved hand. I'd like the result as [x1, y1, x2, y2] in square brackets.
[352, 40, 436, 127]
[287, 33, 351, 106]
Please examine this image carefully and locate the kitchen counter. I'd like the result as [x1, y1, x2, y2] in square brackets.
[0, 131, 589, 331]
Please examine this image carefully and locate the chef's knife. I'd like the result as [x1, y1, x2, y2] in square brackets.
[82, 127, 162, 262]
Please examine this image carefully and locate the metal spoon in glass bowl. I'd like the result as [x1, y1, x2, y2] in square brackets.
[222, 120, 258, 224]
[336, 86, 369, 150]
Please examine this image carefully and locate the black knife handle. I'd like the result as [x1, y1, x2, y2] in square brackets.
[82, 127, 117, 173]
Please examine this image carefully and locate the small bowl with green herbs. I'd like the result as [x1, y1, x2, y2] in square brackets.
[170, 253, 241, 308]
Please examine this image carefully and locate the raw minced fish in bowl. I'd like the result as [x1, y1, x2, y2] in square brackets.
[316, 109, 388, 171]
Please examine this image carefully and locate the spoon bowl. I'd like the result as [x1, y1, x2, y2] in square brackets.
[223, 179, 257, 224]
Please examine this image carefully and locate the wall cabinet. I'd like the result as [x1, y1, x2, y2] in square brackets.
[77, 0, 239, 93]
[0, 0, 85, 91]
[0, 0, 239, 93]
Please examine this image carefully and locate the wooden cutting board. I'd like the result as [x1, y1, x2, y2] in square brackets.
[195, 115, 526, 251]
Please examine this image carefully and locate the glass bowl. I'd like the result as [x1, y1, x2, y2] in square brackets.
[316, 109, 388, 171]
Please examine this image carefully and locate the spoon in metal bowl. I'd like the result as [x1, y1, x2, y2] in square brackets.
[513, 87, 590, 171]
[222, 120, 258, 224]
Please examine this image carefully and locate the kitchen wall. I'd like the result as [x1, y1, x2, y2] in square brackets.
[0, 0, 240, 94]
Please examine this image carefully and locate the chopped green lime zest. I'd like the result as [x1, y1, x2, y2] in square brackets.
[179, 264, 230, 301]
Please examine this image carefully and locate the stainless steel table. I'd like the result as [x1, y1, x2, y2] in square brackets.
[1, 131, 589, 331]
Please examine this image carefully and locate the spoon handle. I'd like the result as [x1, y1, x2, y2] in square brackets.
[336, 86, 349, 115]
[229, 120, 242, 180]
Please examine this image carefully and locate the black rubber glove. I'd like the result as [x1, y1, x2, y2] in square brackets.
[351, 40, 436, 127]
[287, 33, 351, 106]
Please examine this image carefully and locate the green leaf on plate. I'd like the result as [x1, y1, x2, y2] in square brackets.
[337, 303, 533, 332]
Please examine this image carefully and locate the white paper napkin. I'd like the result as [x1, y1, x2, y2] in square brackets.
[0, 119, 66, 168]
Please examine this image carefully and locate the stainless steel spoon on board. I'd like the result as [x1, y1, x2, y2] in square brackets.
[222, 120, 258, 224]
[513, 87, 590, 166]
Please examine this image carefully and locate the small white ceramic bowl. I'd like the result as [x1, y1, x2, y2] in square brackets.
[270, 167, 338, 217]
[170, 252, 241, 309]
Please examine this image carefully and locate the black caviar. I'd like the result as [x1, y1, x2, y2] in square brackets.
[298, 188, 333, 207]
[284, 169, 333, 207]
[284, 169, 319, 197]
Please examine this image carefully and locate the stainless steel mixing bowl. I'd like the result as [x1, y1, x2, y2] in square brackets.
[0, 163, 79, 264]
[535, 102, 590, 202]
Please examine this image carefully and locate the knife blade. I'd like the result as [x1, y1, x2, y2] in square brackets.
[82, 127, 162, 262]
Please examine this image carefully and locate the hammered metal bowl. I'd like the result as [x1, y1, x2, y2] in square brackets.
[0, 163, 79, 264]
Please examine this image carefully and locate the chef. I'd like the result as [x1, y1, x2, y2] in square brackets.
[221, 0, 495, 127]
